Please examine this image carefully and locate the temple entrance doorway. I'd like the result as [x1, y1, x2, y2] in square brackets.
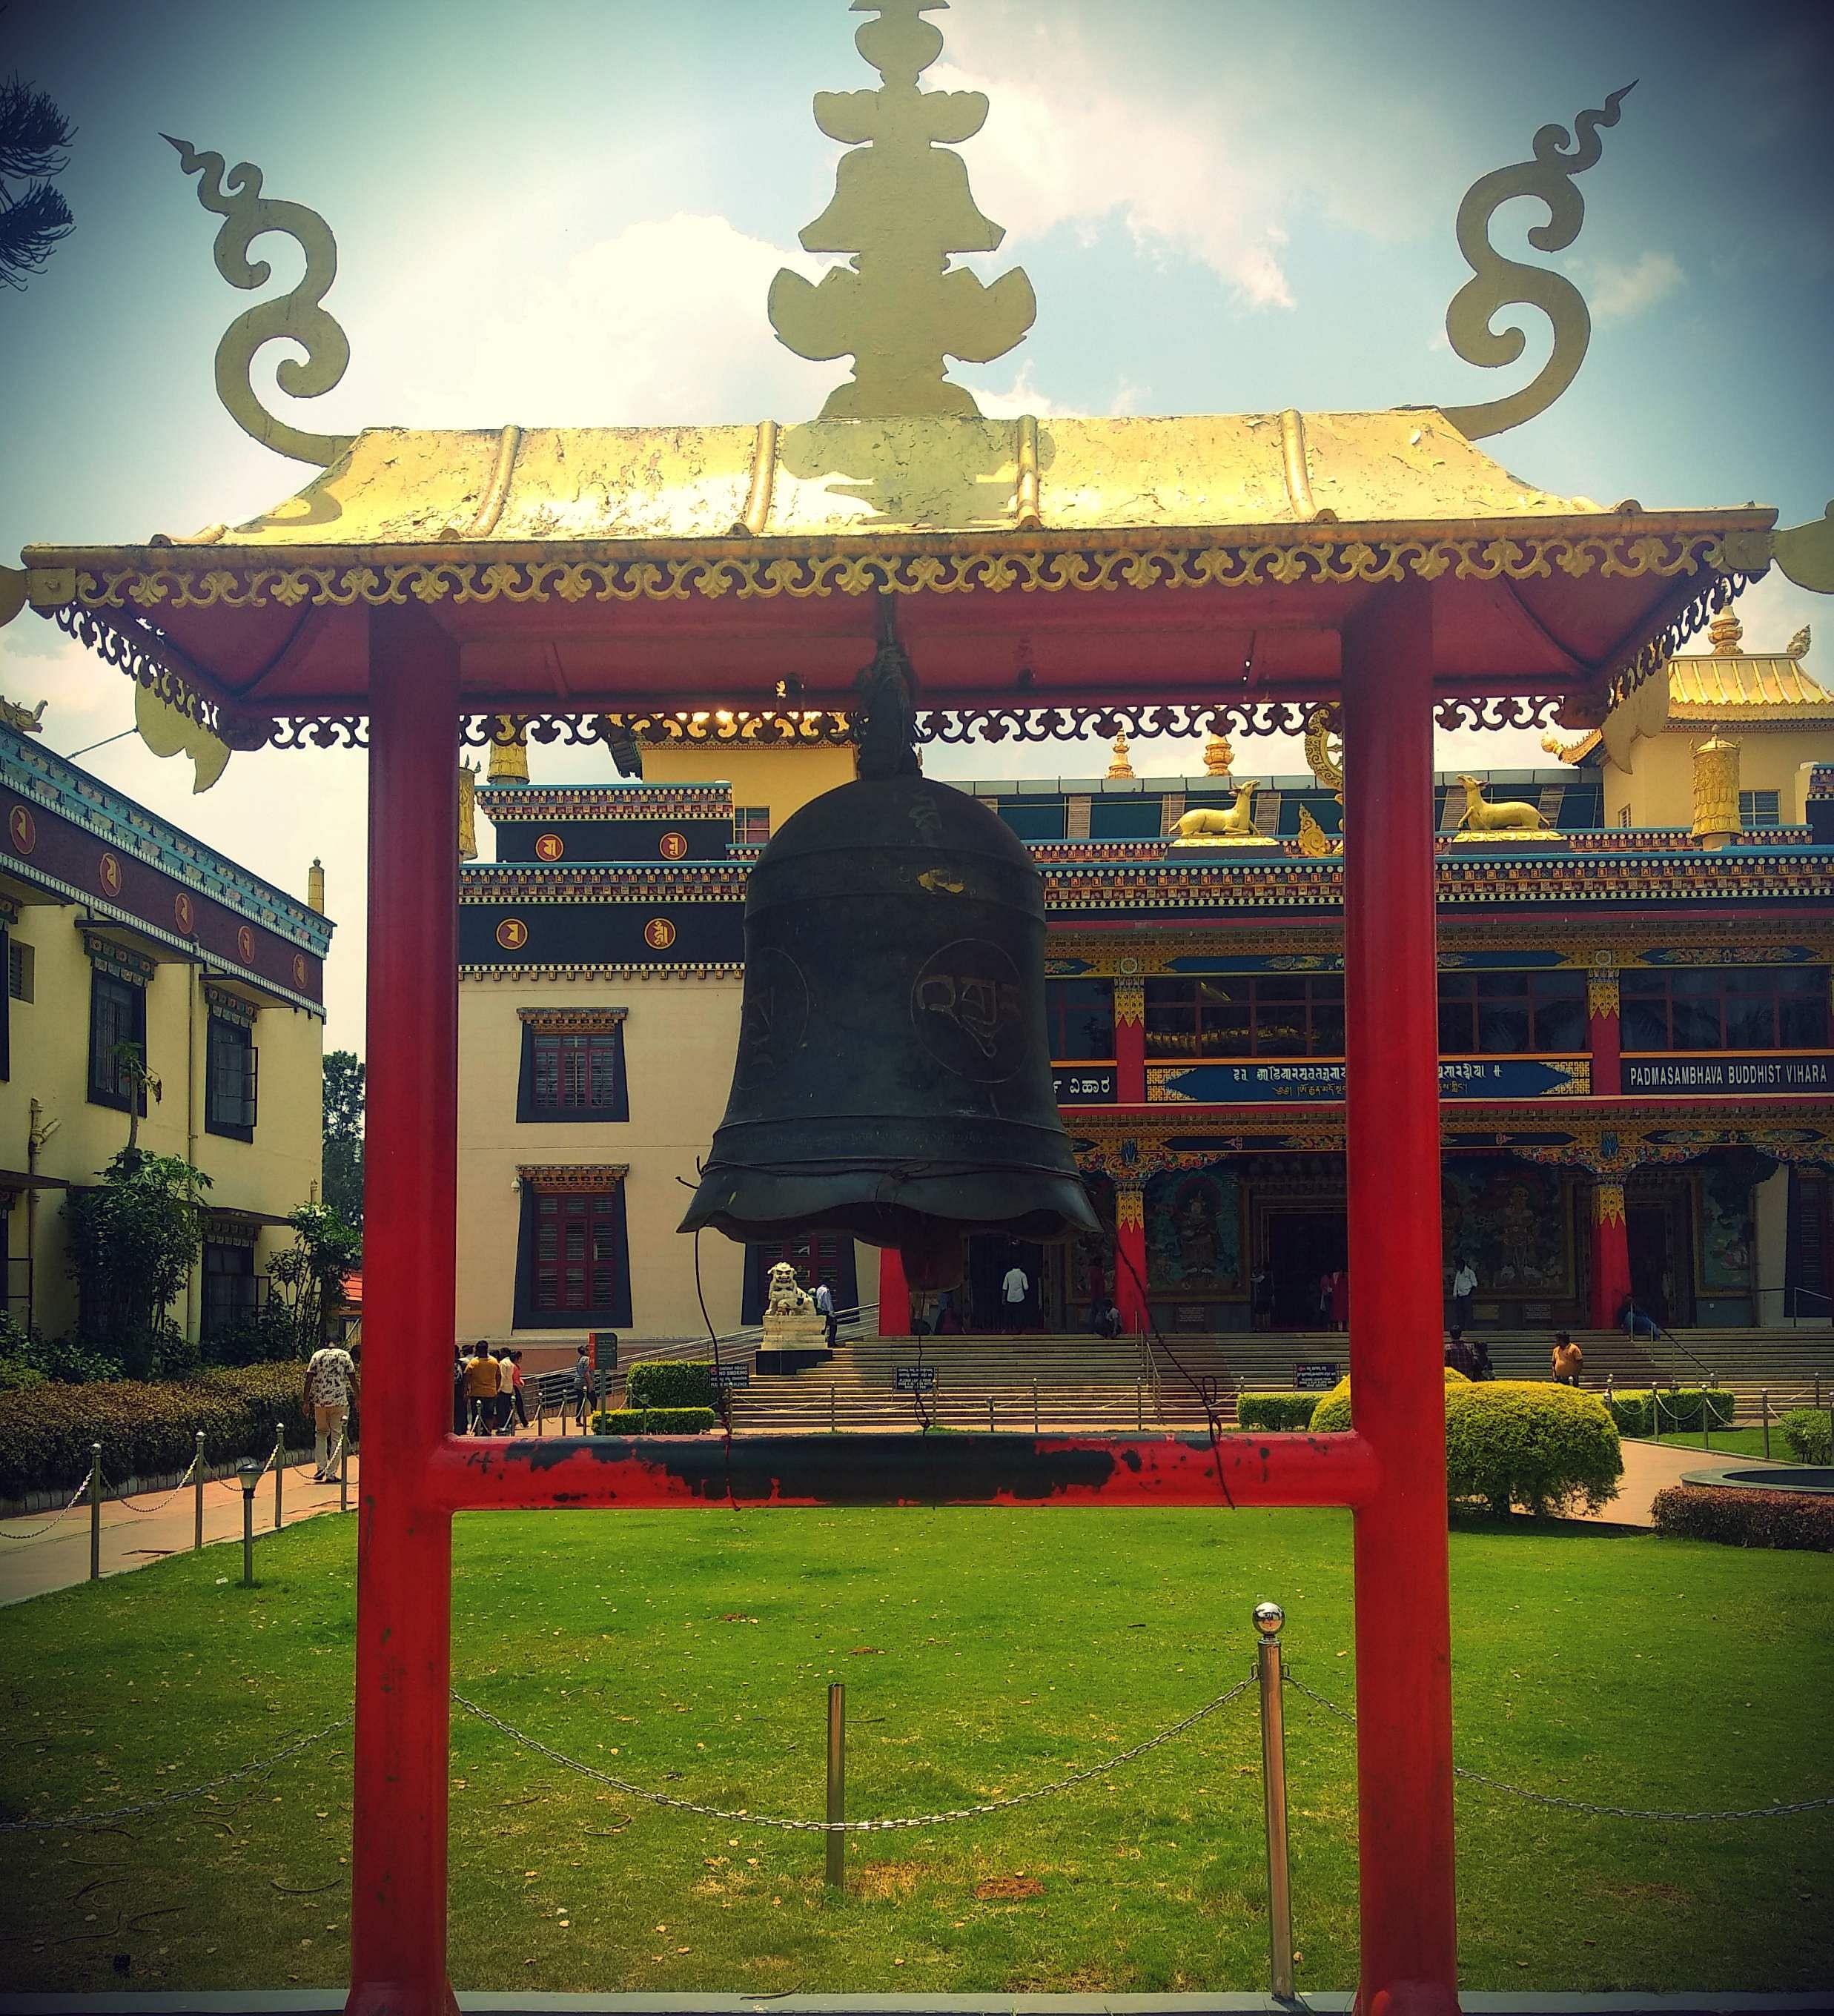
[1267, 1208, 1348, 1327]
[964, 1235, 1047, 1333]
[1629, 1181, 1695, 1327]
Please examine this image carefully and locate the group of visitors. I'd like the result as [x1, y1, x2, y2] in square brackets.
[455, 1341, 529, 1435]
[1441, 1328, 1494, 1379]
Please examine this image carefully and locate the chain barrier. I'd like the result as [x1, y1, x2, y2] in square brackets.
[452, 1670, 1258, 1834]
[113, 1452, 202, 1516]
[0, 1465, 96, 1543]
[0, 1713, 353, 1832]
[1281, 1671, 1834, 1823]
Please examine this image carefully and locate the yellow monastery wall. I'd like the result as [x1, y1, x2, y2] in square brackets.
[1, 906, 325, 1342]
[456, 969, 873, 1357]
[1605, 723, 1831, 829]
[638, 743, 855, 834]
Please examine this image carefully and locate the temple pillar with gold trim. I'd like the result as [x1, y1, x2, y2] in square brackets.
[1114, 1176, 1150, 1336]
[1113, 978, 1147, 1106]
[1587, 956, 1621, 1098]
[1588, 1177, 1632, 1330]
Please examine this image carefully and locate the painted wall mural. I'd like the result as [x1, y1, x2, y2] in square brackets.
[1698, 1165, 1755, 1291]
[1440, 1158, 1573, 1298]
[1146, 1168, 1244, 1294]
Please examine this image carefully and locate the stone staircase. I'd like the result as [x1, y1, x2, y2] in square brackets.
[725, 1333, 1237, 1434]
[718, 1325, 1834, 1434]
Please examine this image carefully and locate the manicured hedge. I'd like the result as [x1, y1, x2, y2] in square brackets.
[1311, 1374, 1621, 1517]
[1652, 1483, 1834, 1552]
[1778, 1408, 1833, 1465]
[589, 1406, 717, 1436]
[1237, 1393, 1321, 1432]
[0, 1362, 314, 1501]
[1604, 1387, 1736, 1436]
[624, 1360, 718, 1410]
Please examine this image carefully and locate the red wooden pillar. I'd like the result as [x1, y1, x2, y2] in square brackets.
[877, 1245, 910, 1338]
[1342, 586, 1460, 2016]
[347, 607, 460, 2016]
[1113, 978, 1147, 1104]
[1587, 959, 1621, 1097]
[1114, 1176, 1150, 1334]
[1588, 1178, 1632, 1330]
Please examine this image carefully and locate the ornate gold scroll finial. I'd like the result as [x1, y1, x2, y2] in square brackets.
[1439, 82, 1635, 440]
[1107, 731, 1135, 779]
[165, 136, 354, 467]
[1708, 610, 1744, 655]
[1300, 704, 1344, 856]
[767, 0, 1036, 418]
[1202, 726, 1234, 777]
[1785, 625, 1811, 661]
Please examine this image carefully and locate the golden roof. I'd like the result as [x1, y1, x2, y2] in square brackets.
[1546, 619, 1831, 764]
[160, 408, 1612, 548]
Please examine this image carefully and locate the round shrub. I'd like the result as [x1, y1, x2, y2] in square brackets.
[1237, 1393, 1320, 1432]
[1653, 1482, 1834, 1552]
[1309, 1372, 1621, 1517]
[1308, 1365, 1468, 1433]
[1778, 1408, 1833, 1465]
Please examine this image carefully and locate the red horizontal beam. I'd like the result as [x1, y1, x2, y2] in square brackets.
[426, 1430, 1377, 1513]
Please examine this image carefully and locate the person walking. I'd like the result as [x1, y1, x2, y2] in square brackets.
[1550, 1332, 1584, 1386]
[1328, 1267, 1350, 1333]
[1450, 1257, 1478, 1332]
[570, 1344, 594, 1430]
[1001, 1259, 1030, 1334]
[1250, 1265, 1273, 1331]
[494, 1347, 517, 1433]
[302, 1339, 359, 1482]
[509, 1349, 529, 1429]
[463, 1340, 499, 1432]
[814, 1278, 838, 1349]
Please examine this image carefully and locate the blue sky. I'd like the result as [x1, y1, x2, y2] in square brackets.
[3, 0, 1830, 1050]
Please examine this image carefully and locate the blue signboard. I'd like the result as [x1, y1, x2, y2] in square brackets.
[1151, 1058, 1591, 1103]
[1624, 1054, 1833, 1095]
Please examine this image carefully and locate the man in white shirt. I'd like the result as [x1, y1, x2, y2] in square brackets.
[814, 1279, 838, 1348]
[1001, 1262, 1030, 1334]
[301, 1342, 359, 1482]
[1450, 1259, 1478, 1331]
[495, 1347, 517, 1435]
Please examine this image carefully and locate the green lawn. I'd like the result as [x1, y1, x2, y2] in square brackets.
[2, 1506, 1830, 1998]
[1638, 1428, 1781, 1460]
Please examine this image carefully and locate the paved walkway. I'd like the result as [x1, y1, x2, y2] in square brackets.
[1566, 1437, 1776, 1528]
[0, 1453, 363, 1606]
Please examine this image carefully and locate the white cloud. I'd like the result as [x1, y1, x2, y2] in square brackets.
[1583, 250, 1684, 325]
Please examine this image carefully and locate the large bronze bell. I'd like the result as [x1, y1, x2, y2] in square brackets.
[679, 649, 1096, 1289]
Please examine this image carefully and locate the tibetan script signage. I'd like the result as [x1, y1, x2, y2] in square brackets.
[1623, 1054, 1833, 1095]
[1151, 1058, 1591, 1104]
[1053, 1064, 1119, 1104]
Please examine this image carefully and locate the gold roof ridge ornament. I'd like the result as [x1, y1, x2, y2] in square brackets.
[1440, 82, 1635, 440]
[767, 0, 1036, 418]
[165, 136, 354, 467]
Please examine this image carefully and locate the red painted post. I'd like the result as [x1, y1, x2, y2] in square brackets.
[1586, 961, 1622, 1097]
[1588, 1179, 1632, 1330]
[1115, 1177, 1150, 1335]
[346, 607, 460, 2016]
[1113, 978, 1148, 1104]
[876, 1245, 910, 1338]
[1341, 586, 1460, 2016]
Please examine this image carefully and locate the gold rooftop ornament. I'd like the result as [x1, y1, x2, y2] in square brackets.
[767, 0, 1036, 418]
[165, 136, 354, 467]
[1440, 82, 1635, 440]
